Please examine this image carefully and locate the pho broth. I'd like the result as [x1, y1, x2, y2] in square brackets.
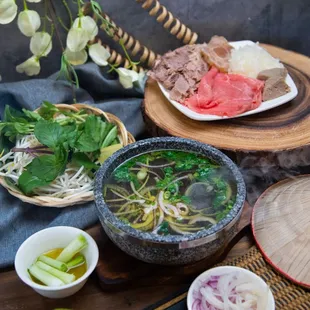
[103, 150, 236, 236]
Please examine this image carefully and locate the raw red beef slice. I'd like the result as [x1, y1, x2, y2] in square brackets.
[184, 67, 264, 116]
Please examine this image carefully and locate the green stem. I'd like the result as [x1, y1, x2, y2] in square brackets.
[57, 16, 69, 31]
[107, 63, 118, 73]
[119, 39, 134, 67]
[77, 0, 82, 16]
[90, 1, 115, 36]
[23, 0, 28, 10]
[62, 0, 73, 27]
[49, 0, 78, 101]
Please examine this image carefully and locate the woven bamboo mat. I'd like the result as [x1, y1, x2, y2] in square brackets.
[146, 246, 310, 310]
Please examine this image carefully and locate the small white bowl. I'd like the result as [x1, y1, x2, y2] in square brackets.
[14, 226, 99, 299]
[187, 266, 275, 310]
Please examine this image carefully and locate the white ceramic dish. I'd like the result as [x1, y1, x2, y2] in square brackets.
[14, 226, 99, 299]
[158, 40, 298, 121]
[187, 266, 275, 310]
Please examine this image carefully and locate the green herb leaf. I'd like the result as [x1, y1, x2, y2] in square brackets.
[155, 167, 174, 190]
[75, 133, 98, 152]
[34, 120, 64, 149]
[0, 123, 6, 133]
[37, 101, 59, 120]
[61, 124, 78, 149]
[158, 221, 169, 235]
[113, 159, 138, 183]
[4, 105, 28, 123]
[27, 150, 67, 182]
[0, 134, 13, 155]
[85, 115, 107, 144]
[71, 152, 99, 170]
[18, 172, 51, 195]
[1, 122, 35, 142]
[34, 120, 78, 151]
[22, 109, 42, 121]
[114, 166, 133, 183]
[75, 115, 109, 152]
[101, 126, 118, 148]
[1, 106, 37, 142]
[18, 147, 68, 194]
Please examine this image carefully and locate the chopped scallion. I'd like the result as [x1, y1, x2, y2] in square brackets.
[56, 234, 88, 263]
[67, 254, 85, 269]
[28, 264, 64, 287]
[37, 255, 68, 272]
[35, 261, 75, 284]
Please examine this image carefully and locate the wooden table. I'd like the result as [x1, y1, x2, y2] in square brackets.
[0, 225, 253, 310]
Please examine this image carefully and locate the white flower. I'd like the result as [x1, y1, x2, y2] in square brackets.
[26, 0, 41, 2]
[0, 0, 18, 25]
[66, 27, 89, 52]
[16, 56, 40, 76]
[117, 68, 140, 89]
[135, 71, 146, 90]
[17, 10, 41, 37]
[30, 32, 52, 57]
[64, 48, 88, 66]
[88, 43, 110, 66]
[73, 16, 98, 41]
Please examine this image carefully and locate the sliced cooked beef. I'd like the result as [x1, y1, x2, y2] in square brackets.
[261, 77, 290, 101]
[257, 68, 290, 101]
[184, 67, 265, 117]
[170, 75, 190, 102]
[162, 73, 179, 90]
[257, 68, 288, 81]
[148, 44, 209, 102]
[201, 36, 233, 73]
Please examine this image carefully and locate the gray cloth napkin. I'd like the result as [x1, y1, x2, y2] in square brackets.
[0, 63, 145, 268]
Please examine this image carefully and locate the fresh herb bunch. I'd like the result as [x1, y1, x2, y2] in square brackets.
[0, 102, 120, 196]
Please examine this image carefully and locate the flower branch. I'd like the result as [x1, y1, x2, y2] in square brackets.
[0, 0, 146, 92]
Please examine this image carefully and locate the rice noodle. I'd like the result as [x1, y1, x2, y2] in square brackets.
[152, 207, 164, 233]
[158, 191, 180, 217]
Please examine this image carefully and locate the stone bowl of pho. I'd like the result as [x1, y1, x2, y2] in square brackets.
[94, 137, 246, 265]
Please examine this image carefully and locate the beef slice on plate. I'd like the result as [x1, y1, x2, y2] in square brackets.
[257, 68, 290, 101]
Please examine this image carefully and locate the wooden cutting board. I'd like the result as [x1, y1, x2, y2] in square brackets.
[143, 44, 310, 153]
[252, 175, 310, 289]
[95, 203, 252, 291]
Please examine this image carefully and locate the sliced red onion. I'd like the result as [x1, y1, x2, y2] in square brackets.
[191, 271, 270, 310]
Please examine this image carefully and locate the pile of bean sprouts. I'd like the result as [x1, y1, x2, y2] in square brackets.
[0, 135, 94, 199]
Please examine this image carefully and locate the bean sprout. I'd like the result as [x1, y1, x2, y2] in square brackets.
[0, 135, 95, 199]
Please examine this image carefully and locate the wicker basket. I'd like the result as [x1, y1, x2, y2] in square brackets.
[0, 103, 135, 208]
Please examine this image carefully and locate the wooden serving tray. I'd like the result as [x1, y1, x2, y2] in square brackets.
[95, 203, 252, 291]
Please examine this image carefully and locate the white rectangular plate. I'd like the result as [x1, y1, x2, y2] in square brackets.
[158, 40, 298, 121]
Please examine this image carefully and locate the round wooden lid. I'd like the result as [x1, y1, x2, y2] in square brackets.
[252, 175, 310, 288]
[144, 44, 310, 152]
